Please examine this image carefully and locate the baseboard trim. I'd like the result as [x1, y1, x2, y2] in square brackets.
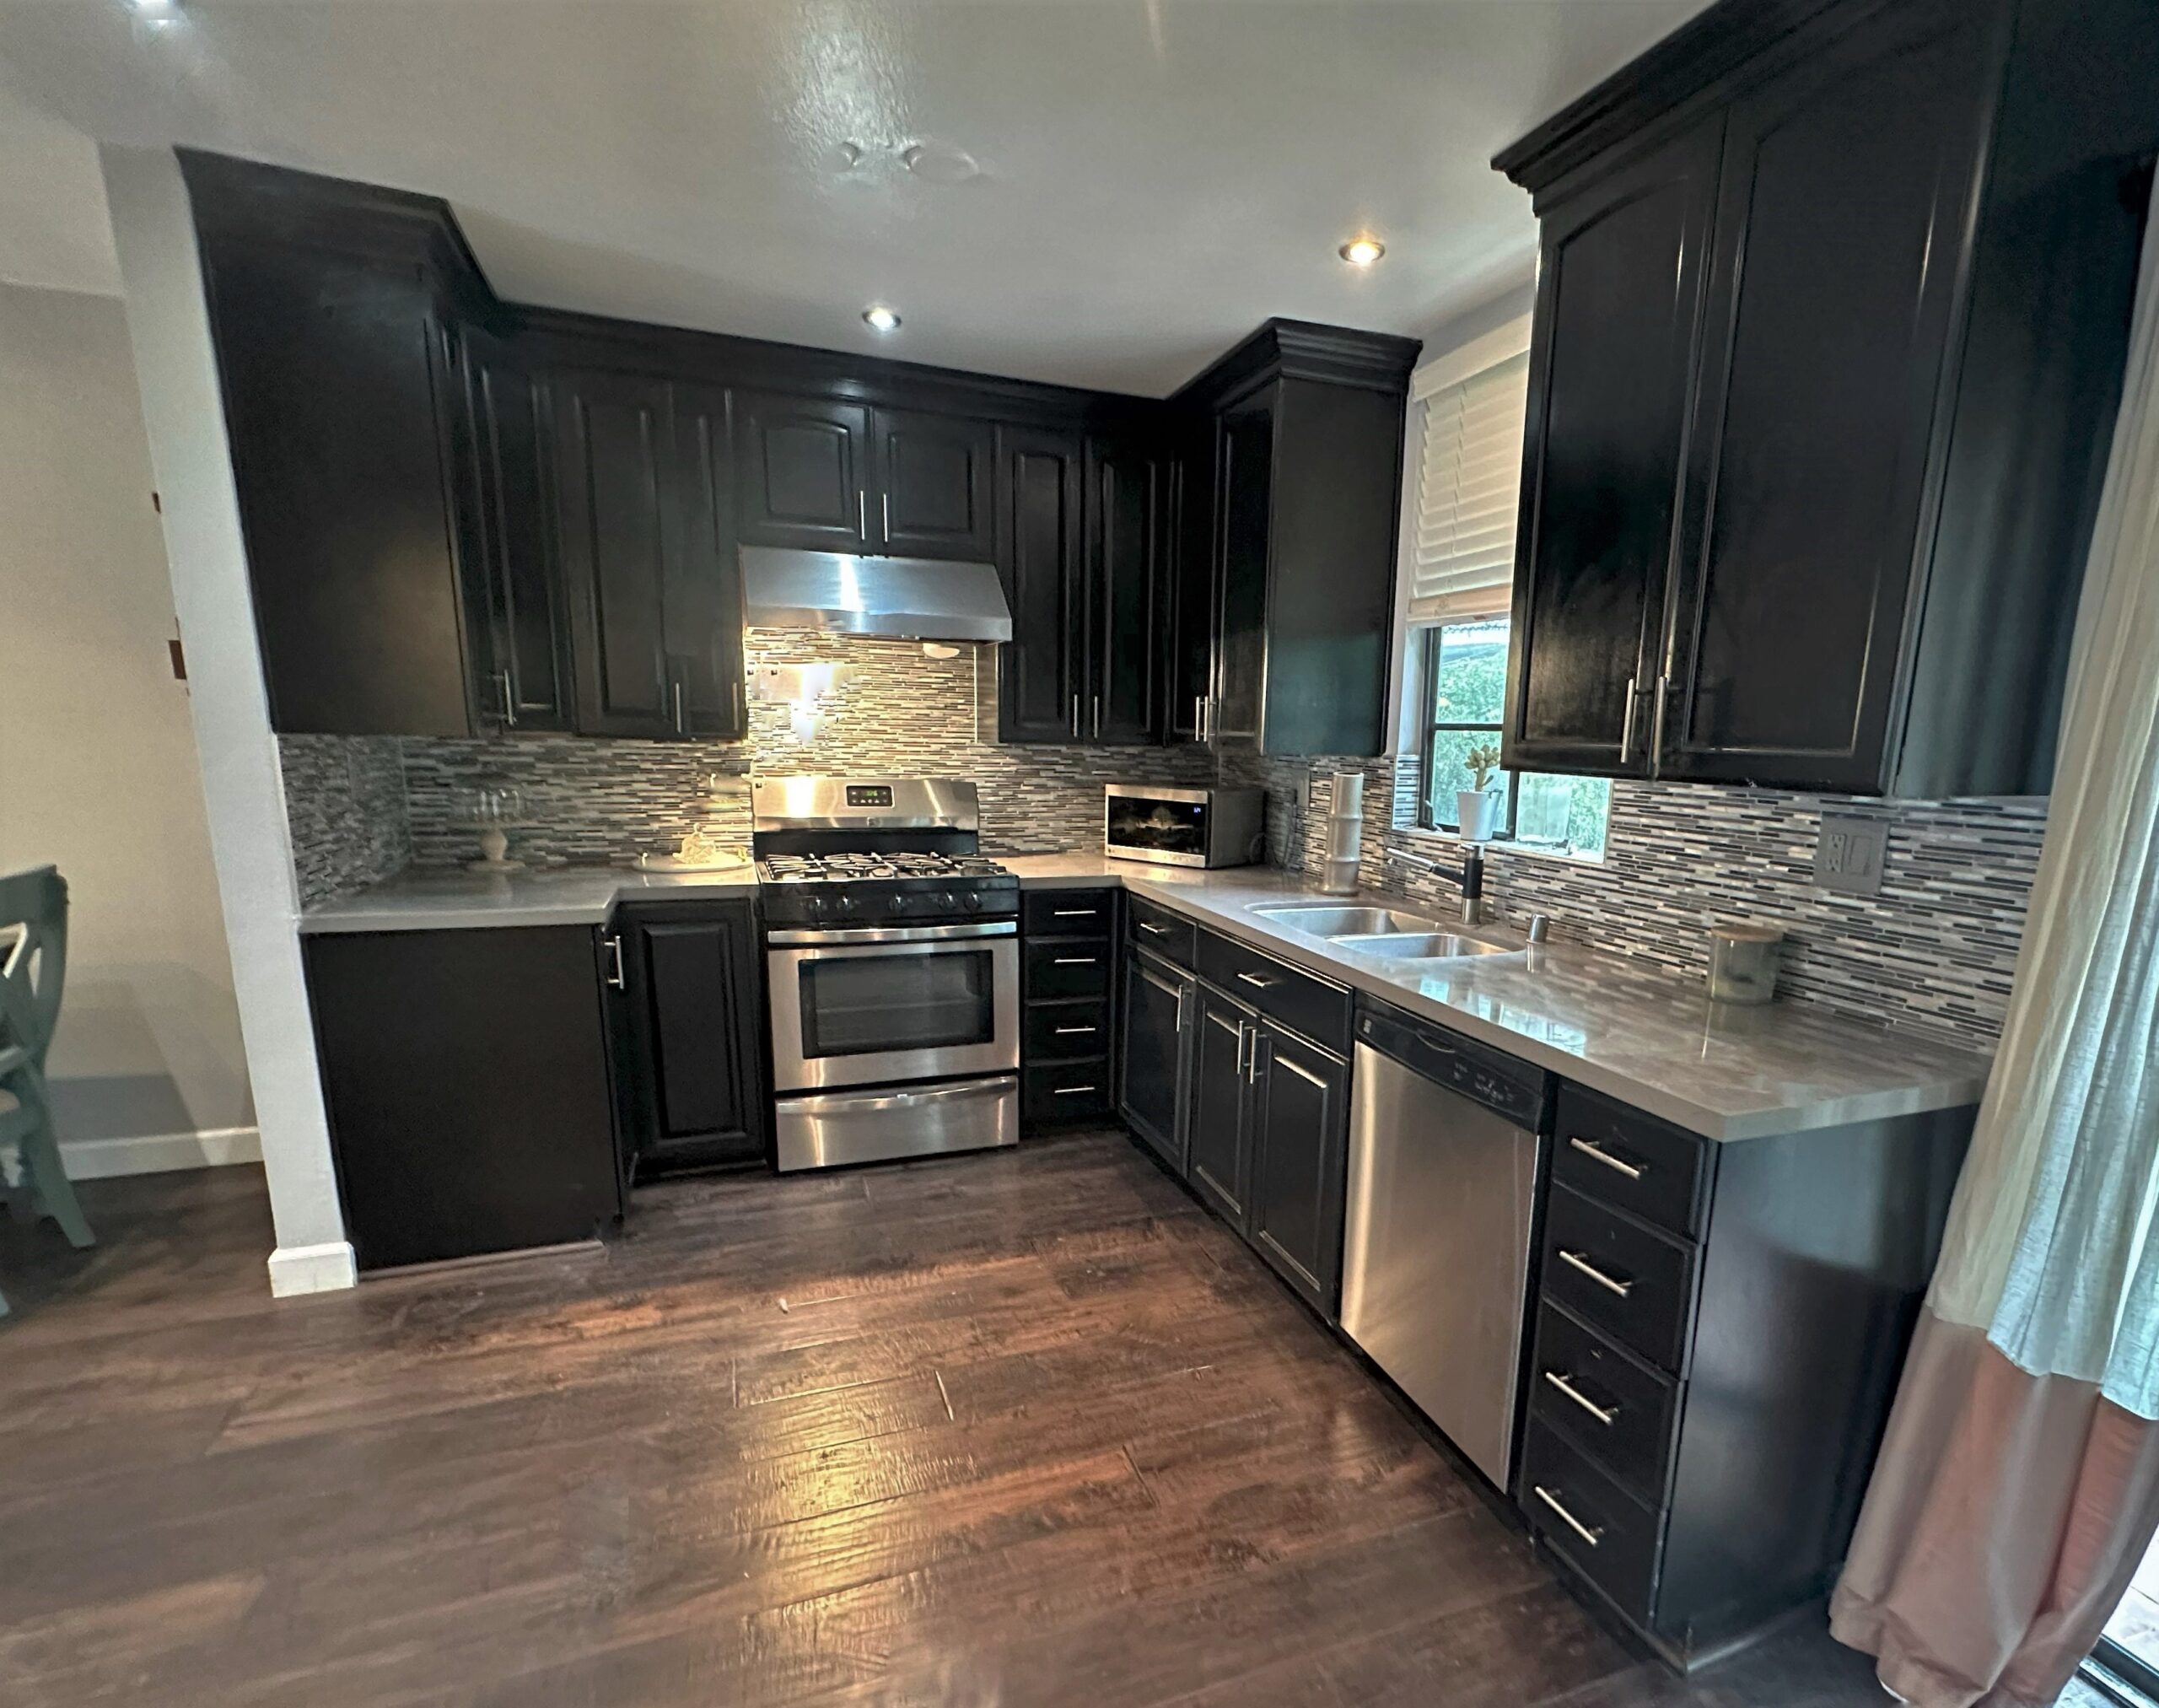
[60, 1125, 263, 1179]
[267, 1241, 357, 1297]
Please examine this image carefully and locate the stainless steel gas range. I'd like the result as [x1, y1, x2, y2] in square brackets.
[753, 777, 1021, 1172]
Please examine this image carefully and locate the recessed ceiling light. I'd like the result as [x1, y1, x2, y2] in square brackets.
[127, 0, 182, 21]
[1339, 237, 1386, 267]
[863, 305, 902, 333]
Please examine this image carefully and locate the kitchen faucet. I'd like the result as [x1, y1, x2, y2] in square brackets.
[1386, 844, 1491, 925]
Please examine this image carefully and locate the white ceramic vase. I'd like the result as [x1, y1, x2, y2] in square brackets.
[1456, 789, 1500, 843]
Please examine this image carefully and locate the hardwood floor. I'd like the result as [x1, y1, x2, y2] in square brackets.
[0, 1131, 1903, 1707]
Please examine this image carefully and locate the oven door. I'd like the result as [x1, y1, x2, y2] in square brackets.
[767, 922, 1020, 1093]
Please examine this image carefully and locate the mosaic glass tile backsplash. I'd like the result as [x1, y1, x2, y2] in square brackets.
[282, 632, 2049, 1051]
[1222, 751, 2048, 1050]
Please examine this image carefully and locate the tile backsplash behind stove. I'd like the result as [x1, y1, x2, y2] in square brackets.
[279, 629, 1213, 905]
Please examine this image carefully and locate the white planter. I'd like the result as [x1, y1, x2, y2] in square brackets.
[1456, 789, 1500, 843]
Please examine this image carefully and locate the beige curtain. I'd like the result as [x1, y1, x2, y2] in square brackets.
[1829, 180, 2159, 1705]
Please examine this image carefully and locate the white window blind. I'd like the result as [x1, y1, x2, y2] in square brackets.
[1408, 351, 1530, 622]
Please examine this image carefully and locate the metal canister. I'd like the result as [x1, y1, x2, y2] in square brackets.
[1708, 924, 1784, 1005]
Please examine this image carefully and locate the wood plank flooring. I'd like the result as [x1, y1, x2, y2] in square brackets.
[0, 1130, 1906, 1707]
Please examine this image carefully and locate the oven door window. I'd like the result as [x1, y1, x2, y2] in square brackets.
[1107, 795, 1208, 859]
[798, 948, 997, 1059]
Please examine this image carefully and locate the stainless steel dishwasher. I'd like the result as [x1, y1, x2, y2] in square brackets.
[1341, 1000, 1549, 1490]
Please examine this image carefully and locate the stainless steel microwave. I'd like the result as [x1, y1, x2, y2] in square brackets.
[1103, 784, 1266, 869]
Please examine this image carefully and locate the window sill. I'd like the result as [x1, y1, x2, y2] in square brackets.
[1391, 824, 1607, 867]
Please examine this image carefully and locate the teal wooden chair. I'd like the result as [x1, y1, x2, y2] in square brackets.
[0, 866, 93, 1318]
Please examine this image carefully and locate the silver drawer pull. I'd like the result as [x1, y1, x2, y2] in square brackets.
[1533, 1485, 1605, 1549]
[1053, 1025, 1098, 1036]
[1543, 1371, 1618, 1426]
[1558, 1249, 1634, 1298]
[1235, 972, 1279, 990]
[1053, 1084, 1099, 1096]
[1052, 956, 1098, 966]
[1569, 1137, 1645, 1181]
[1139, 922, 1172, 936]
[1052, 908, 1099, 918]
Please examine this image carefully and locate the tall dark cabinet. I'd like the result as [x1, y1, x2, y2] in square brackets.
[1171, 321, 1421, 757]
[1495, 0, 2157, 797]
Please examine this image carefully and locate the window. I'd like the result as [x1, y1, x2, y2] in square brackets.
[1402, 335, 1611, 859]
[1418, 616, 1611, 857]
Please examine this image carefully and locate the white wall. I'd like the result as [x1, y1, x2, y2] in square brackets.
[0, 278, 258, 1177]
[101, 145, 353, 1296]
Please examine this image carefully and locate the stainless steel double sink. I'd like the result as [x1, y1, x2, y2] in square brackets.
[1250, 904, 1517, 964]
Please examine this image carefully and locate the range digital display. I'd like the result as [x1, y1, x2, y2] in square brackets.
[845, 785, 895, 808]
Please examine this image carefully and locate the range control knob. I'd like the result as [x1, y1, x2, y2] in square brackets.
[886, 891, 915, 916]
[929, 891, 957, 915]
[799, 894, 827, 922]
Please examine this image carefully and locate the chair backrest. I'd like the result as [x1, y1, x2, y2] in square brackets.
[0, 865, 67, 1070]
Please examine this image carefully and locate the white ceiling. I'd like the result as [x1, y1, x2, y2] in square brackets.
[0, 0, 1713, 395]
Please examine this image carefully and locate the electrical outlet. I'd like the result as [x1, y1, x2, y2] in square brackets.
[1815, 816, 1887, 895]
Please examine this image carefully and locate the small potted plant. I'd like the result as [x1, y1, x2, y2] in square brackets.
[1457, 745, 1503, 843]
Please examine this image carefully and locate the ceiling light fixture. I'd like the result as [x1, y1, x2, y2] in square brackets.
[1339, 236, 1386, 267]
[127, 0, 183, 23]
[862, 304, 902, 333]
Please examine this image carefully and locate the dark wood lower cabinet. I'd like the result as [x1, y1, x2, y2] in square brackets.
[1020, 889, 1118, 1130]
[608, 898, 770, 1179]
[1245, 1021, 1349, 1314]
[1117, 947, 1192, 1172]
[1185, 984, 1253, 1229]
[305, 926, 622, 1271]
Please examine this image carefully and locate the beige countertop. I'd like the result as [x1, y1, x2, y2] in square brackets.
[300, 852, 1991, 1140]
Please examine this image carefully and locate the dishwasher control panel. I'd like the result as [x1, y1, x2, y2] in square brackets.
[1354, 1003, 1549, 1131]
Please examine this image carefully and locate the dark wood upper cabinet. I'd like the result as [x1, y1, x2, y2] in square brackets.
[1173, 321, 1421, 757]
[670, 385, 748, 739]
[553, 369, 681, 739]
[1505, 120, 1720, 777]
[996, 426, 1088, 742]
[191, 229, 476, 737]
[1496, 0, 2156, 797]
[453, 328, 574, 733]
[873, 408, 996, 559]
[735, 393, 873, 550]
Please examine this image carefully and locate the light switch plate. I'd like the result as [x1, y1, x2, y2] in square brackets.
[1815, 816, 1887, 895]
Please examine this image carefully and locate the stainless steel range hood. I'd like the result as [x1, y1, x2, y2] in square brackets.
[740, 546, 1012, 643]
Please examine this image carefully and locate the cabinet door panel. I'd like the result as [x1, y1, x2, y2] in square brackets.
[1117, 951, 1190, 1172]
[996, 427, 1086, 742]
[1167, 435, 1214, 741]
[1187, 988, 1252, 1229]
[1663, 3, 1995, 788]
[1506, 121, 1721, 776]
[461, 334, 573, 731]
[1211, 401, 1273, 744]
[626, 903, 770, 1174]
[1247, 1026, 1349, 1315]
[672, 387, 747, 738]
[736, 394, 871, 550]
[1089, 435, 1169, 744]
[556, 371, 678, 738]
[874, 408, 995, 559]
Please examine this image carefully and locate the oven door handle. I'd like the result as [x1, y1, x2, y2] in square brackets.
[767, 921, 1018, 946]
[785, 1075, 1018, 1116]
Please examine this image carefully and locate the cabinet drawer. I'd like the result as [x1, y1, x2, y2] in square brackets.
[1542, 1183, 1699, 1376]
[1024, 940, 1112, 1001]
[1519, 1419, 1665, 1627]
[1025, 1002, 1112, 1061]
[1126, 897, 1195, 968]
[1024, 889, 1117, 937]
[1197, 931, 1352, 1054]
[1024, 1061, 1112, 1121]
[1553, 1086, 1711, 1241]
[1528, 1303, 1682, 1506]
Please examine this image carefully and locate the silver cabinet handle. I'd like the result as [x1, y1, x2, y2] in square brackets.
[1091, 694, 1101, 739]
[497, 669, 517, 728]
[1533, 1485, 1604, 1549]
[1203, 695, 1214, 741]
[1245, 1028, 1263, 1085]
[880, 492, 890, 544]
[1569, 1138, 1645, 1182]
[1618, 674, 1637, 762]
[1052, 908, 1098, 918]
[671, 680, 686, 734]
[858, 489, 868, 541]
[730, 679, 744, 725]
[603, 935, 626, 989]
[1052, 956, 1098, 966]
[1558, 1249, 1635, 1298]
[1543, 1371, 1618, 1426]
[1193, 695, 1205, 739]
[1070, 695, 1080, 739]
[1651, 673, 1672, 762]
[1234, 1021, 1249, 1075]
[1053, 1024, 1098, 1036]
[1139, 922, 1171, 936]
[1235, 972, 1279, 990]
[1175, 984, 1192, 1034]
[1053, 1083, 1099, 1096]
